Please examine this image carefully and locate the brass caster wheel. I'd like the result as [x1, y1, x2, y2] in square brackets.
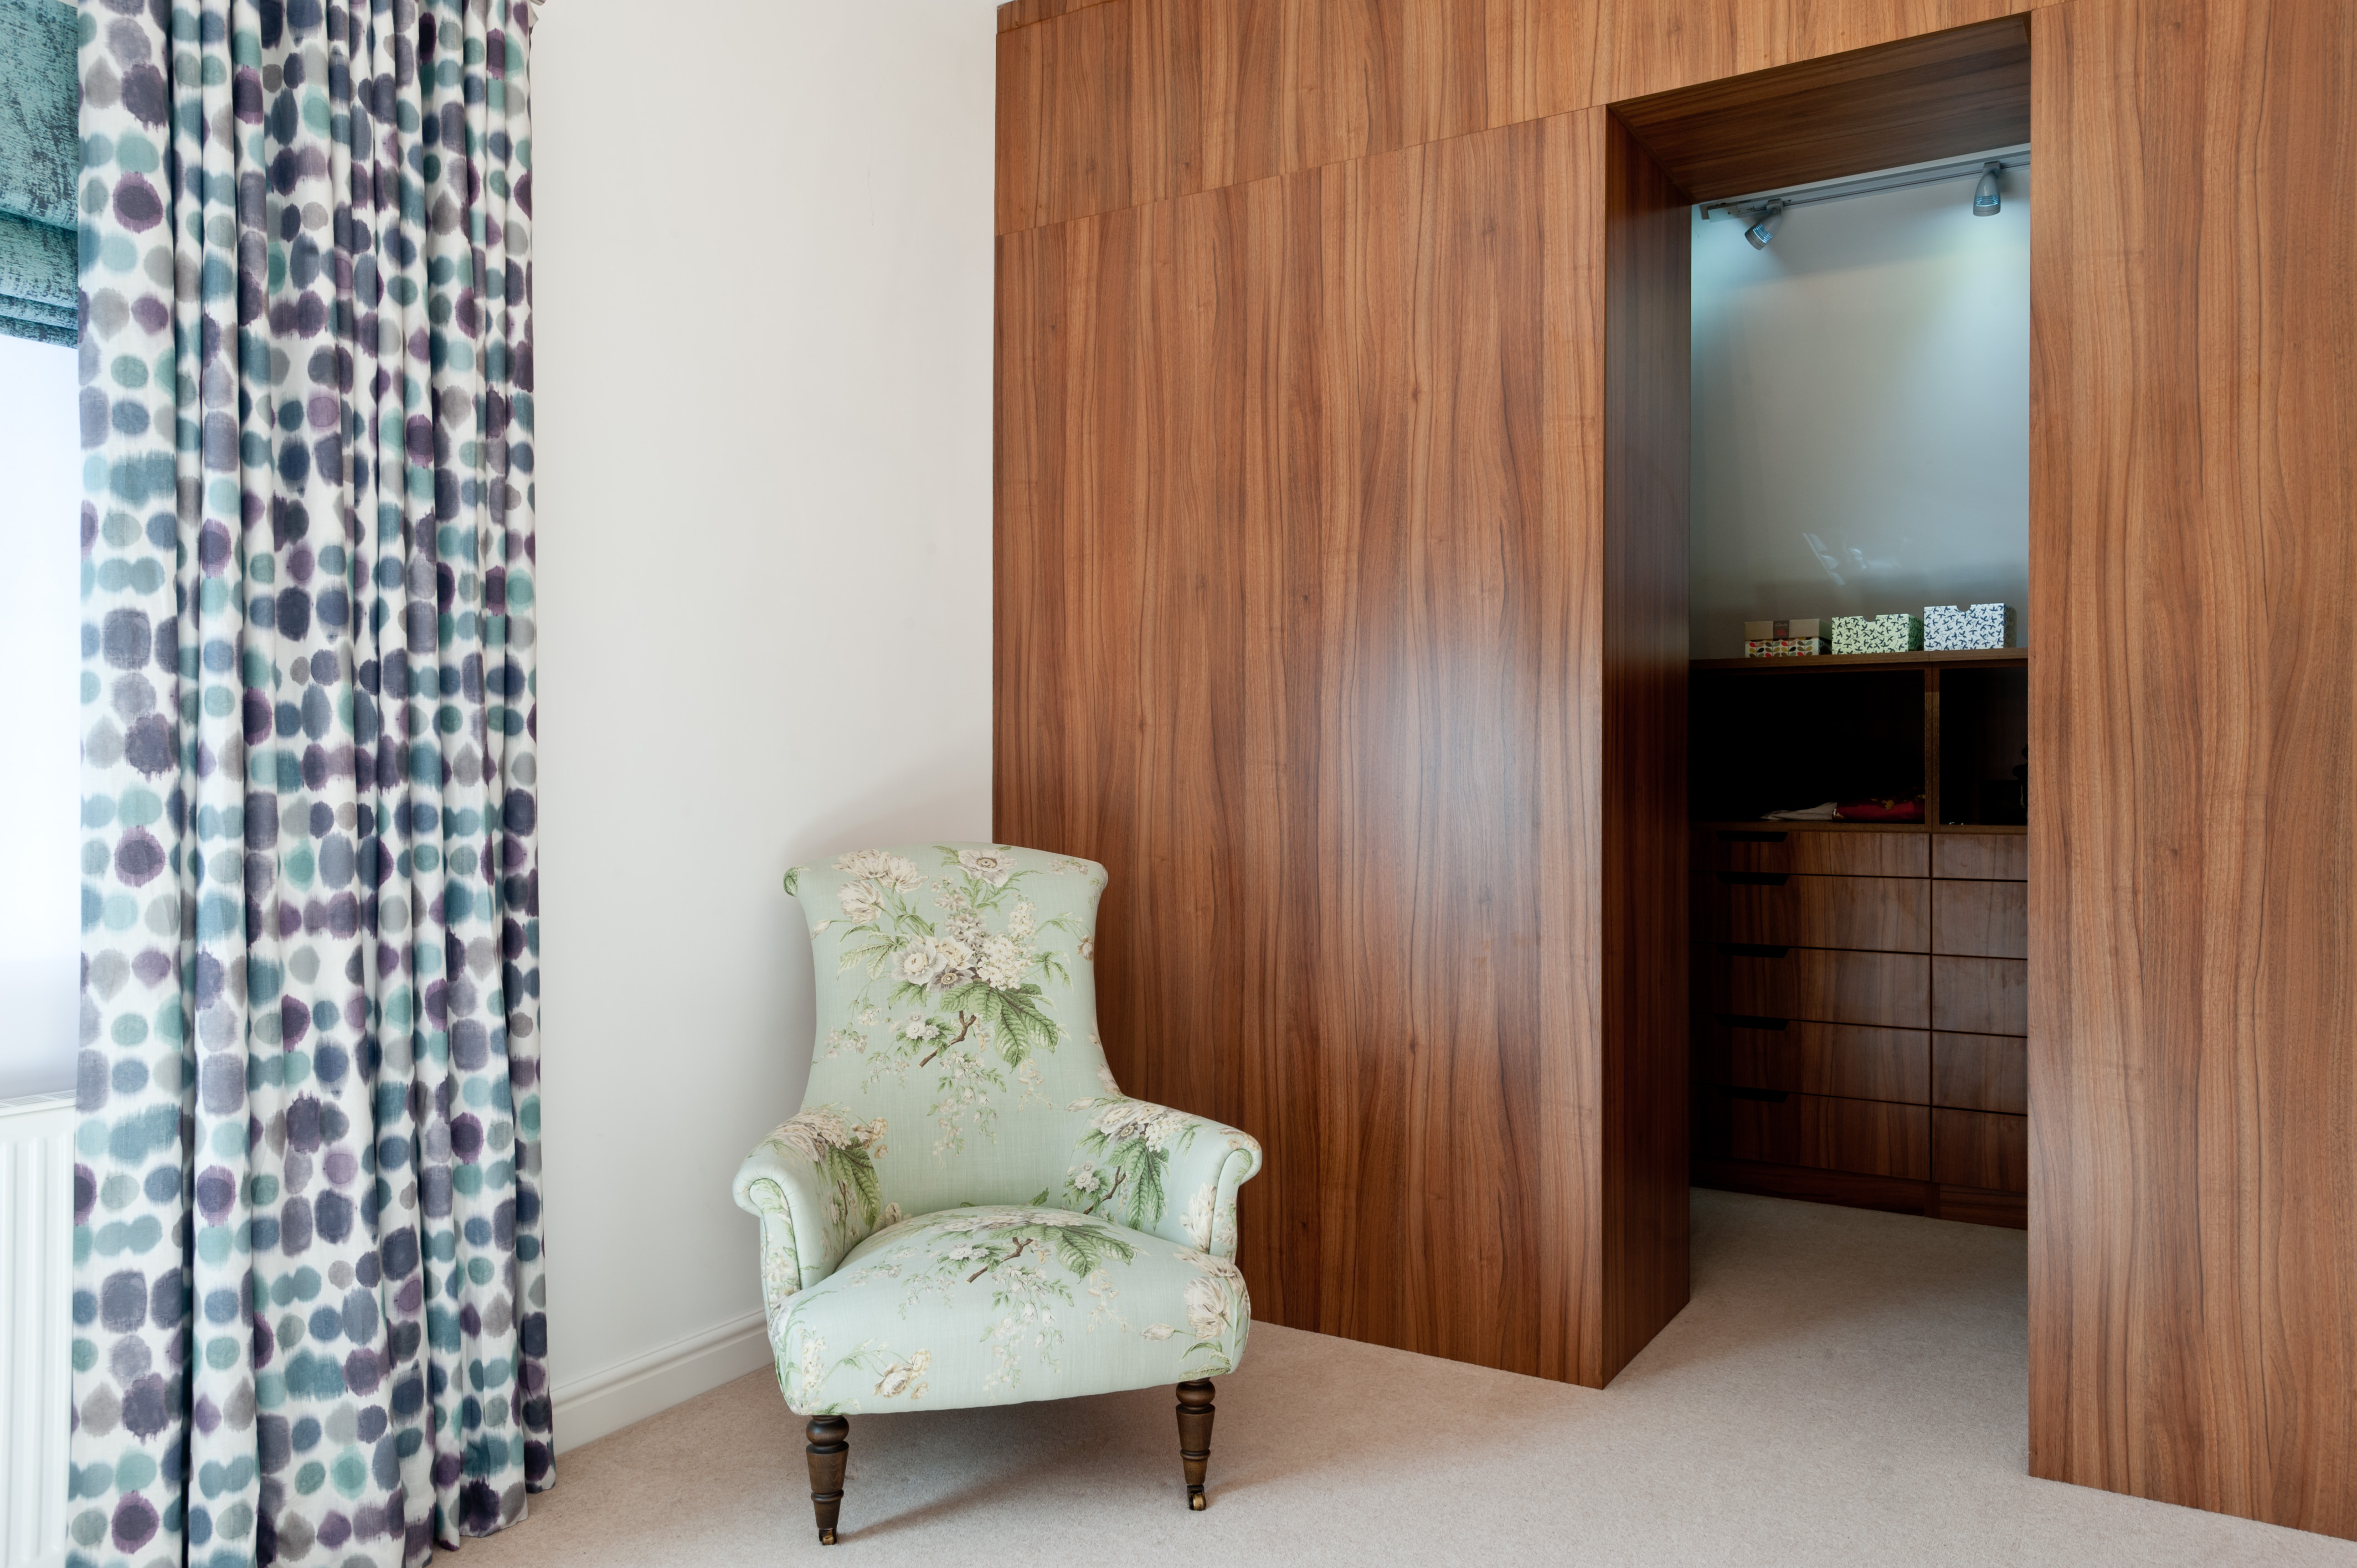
[819, 1526, 838, 1545]
[1188, 1489, 1207, 1511]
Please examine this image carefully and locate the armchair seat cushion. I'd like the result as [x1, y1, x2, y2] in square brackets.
[774, 1205, 1250, 1417]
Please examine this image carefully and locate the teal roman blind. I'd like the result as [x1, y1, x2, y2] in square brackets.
[0, 0, 76, 345]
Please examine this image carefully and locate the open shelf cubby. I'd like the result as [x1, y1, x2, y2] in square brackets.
[1689, 651, 2030, 832]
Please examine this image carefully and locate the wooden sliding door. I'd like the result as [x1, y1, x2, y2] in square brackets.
[2029, 0, 2357, 1536]
[996, 104, 1691, 1385]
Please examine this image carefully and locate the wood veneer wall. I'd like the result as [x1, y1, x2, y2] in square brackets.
[2029, 0, 2357, 1538]
[999, 0, 2357, 1524]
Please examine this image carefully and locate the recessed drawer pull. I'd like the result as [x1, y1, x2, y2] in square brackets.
[1716, 942, 1790, 958]
[1718, 831, 1788, 843]
[1720, 1086, 1790, 1103]
[1715, 1014, 1790, 1031]
[1716, 871, 1790, 886]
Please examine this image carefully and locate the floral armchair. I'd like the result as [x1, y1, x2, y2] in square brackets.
[732, 843, 1264, 1543]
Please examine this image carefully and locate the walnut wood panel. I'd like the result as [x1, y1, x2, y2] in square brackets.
[1612, 18, 2027, 199]
[1704, 946, 1928, 1030]
[1931, 878, 2027, 958]
[1932, 830, 2027, 879]
[1726, 1092, 1929, 1179]
[2030, 0, 2357, 1534]
[1932, 1107, 2026, 1194]
[1930, 955, 2026, 1036]
[1932, 1031, 2025, 1114]
[1699, 873, 1927, 952]
[1000, 0, 1113, 31]
[996, 0, 2036, 234]
[999, 108, 1689, 1388]
[1599, 113, 1694, 1381]
[1697, 827, 1928, 877]
[1713, 1020, 1929, 1104]
[1694, 1157, 2025, 1227]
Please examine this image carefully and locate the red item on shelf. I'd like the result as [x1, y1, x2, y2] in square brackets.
[1835, 796, 1925, 823]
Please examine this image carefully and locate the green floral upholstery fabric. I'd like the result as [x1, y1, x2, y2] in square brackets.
[732, 844, 1262, 1415]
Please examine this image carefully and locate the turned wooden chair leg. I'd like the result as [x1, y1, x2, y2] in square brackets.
[1175, 1379, 1216, 1510]
[806, 1414, 850, 1544]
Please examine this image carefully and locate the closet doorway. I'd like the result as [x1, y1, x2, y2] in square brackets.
[1606, 19, 2035, 1240]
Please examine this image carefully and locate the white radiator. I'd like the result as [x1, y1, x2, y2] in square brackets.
[0, 1092, 72, 1568]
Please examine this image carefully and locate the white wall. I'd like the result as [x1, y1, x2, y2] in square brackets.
[0, 334, 81, 1102]
[531, 0, 999, 1445]
[1690, 169, 2030, 657]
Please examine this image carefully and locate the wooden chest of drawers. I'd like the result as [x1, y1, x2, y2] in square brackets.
[1691, 827, 2027, 1227]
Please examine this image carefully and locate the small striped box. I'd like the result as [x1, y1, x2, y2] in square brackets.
[1743, 637, 1829, 658]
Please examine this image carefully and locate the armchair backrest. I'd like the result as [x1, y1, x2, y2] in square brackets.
[779, 843, 1122, 1250]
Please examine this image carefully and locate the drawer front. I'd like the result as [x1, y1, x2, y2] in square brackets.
[1933, 832, 2029, 880]
[1933, 1033, 2027, 1114]
[1715, 1020, 1929, 1105]
[1932, 955, 2029, 1035]
[1700, 874, 1928, 952]
[1932, 879, 2028, 958]
[1932, 1107, 2028, 1193]
[1705, 947, 1930, 1030]
[1727, 1092, 1930, 1179]
[1700, 829, 1929, 878]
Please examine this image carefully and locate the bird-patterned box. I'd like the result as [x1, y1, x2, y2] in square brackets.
[1743, 637, 1829, 658]
[1923, 602, 2010, 650]
[1830, 613, 1923, 654]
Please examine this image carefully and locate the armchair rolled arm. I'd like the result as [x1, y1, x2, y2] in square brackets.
[732, 1105, 897, 1307]
[1063, 1096, 1264, 1259]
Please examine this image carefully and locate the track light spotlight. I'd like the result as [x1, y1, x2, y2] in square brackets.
[1743, 202, 1785, 250]
[1972, 161, 2003, 216]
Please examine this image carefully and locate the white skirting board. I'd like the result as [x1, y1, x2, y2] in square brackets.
[1, 1091, 74, 1568]
[550, 1310, 774, 1454]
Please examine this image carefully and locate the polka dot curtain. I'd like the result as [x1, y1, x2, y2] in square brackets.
[72, 0, 548, 1562]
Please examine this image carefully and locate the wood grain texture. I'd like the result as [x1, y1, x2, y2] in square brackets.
[1700, 873, 1928, 951]
[1727, 1092, 1930, 1179]
[1933, 831, 2029, 879]
[1598, 111, 1695, 1380]
[1698, 827, 1929, 876]
[1000, 0, 1119, 33]
[1931, 878, 2027, 958]
[1931, 955, 2027, 1036]
[1933, 1031, 2026, 1114]
[2029, 0, 2357, 1535]
[1705, 946, 1929, 1029]
[997, 107, 1688, 1388]
[1716, 1020, 1930, 1104]
[1612, 17, 2027, 200]
[1932, 1107, 2027, 1194]
[995, 0, 2037, 234]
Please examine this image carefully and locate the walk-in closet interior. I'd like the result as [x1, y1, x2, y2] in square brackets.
[994, 0, 2356, 1540]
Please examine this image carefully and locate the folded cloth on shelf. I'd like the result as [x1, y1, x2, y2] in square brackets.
[1762, 801, 1840, 821]
[1835, 796, 1925, 822]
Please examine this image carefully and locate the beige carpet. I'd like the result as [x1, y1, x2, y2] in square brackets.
[452, 1190, 2354, 1567]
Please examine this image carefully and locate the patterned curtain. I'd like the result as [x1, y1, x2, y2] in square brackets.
[72, 0, 547, 1562]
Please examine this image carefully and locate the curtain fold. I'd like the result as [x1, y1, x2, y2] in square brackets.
[71, 0, 547, 1562]
[0, 0, 78, 344]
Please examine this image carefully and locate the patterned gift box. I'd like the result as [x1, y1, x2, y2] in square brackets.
[1743, 618, 1826, 642]
[1830, 613, 1923, 654]
[1744, 637, 1829, 658]
[1924, 602, 2010, 651]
